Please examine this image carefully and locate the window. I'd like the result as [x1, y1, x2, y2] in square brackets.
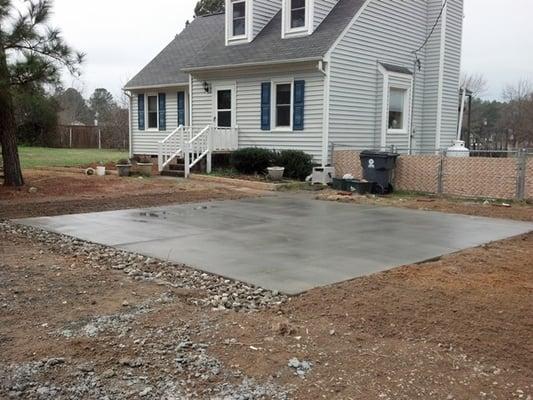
[232, 0, 246, 37]
[290, 0, 306, 29]
[275, 83, 292, 128]
[388, 88, 406, 131]
[147, 95, 158, 129]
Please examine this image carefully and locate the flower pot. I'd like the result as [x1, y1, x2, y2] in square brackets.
[137, 162, 153, 177]
[116, 164, 131, 177]
[96, 166, 106, 176]
[267, 167, 285, 181]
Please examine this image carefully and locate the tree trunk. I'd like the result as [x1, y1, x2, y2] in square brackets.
[0, 47, 24, 187]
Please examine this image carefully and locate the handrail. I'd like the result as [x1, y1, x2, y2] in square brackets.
[187, 125, 210, 145]
[161, 125, 183, 144]
[157, 125, 239, 177]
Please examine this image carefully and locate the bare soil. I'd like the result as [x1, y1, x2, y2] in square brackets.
[0, 169, 258, 219]
[1, 169, 532, 398]
[317, 189, 533, 222]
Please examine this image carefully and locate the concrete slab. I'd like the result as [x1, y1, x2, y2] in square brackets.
[16, 195, 533, 294]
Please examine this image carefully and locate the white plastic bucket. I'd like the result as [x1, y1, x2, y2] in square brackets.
[96, 166, 106, 176]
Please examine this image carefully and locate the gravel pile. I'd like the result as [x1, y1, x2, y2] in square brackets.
[0, 221, 287, 311]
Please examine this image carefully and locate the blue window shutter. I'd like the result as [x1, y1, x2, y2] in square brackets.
[261, 82, 271, 131]
[177, 92, 186, 126]
[138, 94, 145, 131]
[293, 80, 305, 131]
[158, 93, 166, 131]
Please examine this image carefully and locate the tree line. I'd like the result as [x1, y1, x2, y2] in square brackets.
[461, 75, 533, 151]
[14, 86, 128, 148]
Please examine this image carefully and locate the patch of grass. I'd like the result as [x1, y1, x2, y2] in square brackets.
[17, 147, 129, 169]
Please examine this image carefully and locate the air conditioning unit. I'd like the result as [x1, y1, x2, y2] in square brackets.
[311, 167, 335, 185]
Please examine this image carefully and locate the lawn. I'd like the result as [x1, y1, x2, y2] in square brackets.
[17, 147, 129, 169]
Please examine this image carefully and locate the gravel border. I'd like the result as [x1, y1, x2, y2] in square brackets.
[1, 220, 288, 312]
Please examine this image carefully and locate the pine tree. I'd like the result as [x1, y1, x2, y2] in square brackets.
[194, 0, 224, 17]
[0, 0, 83, 186]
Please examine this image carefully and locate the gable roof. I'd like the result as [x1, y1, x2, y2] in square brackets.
[125, 0, 367, 89]
[124, 14, 222, 89]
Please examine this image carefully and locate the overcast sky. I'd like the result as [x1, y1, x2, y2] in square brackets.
[48, 0, 533, 101]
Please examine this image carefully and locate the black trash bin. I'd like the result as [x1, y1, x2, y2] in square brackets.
[360, 151, 399, 194]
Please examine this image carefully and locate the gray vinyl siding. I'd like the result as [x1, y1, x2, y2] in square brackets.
[130, 88, 188, 155]
[191, 67, 324, 160]
[253, 0, 282, 38]
[421, 0, 463, 149]
[328, 0, 463, 153]
[328, 0, 428, 152]
[420, 0, 445, 150]
[314, 0, 338, 30]
[440, 0, 463, 148]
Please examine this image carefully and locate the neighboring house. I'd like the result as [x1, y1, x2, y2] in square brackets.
[124, 0, 464, 176]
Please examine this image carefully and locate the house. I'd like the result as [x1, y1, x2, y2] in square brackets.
[124, 0, 464, 176]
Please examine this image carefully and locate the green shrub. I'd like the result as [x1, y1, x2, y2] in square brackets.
[275, 150, 314, 181]
[230, 148, 276, 174]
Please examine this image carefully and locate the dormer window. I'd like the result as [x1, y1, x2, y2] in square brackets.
[282, 0, 311, 38]
[290, 0, 306, 29]
[226, 0, 252, 45]
[232, 0, 246, 36]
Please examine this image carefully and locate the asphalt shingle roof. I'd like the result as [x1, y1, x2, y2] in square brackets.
[125, 0, 366, 89]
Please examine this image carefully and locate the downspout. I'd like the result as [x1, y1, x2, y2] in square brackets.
[123, 89, 133, 158]
[318, 59, 330, 166]
[409, 58, 418, 154]
[189, 73, 193, 126]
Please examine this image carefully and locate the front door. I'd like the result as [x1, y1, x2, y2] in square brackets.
[213, 86, 234, 128]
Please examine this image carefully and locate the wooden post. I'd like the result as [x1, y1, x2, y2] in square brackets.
[69, 128, 72, 148]
[98, 128, 102, 150]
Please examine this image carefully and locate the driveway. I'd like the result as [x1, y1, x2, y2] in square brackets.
[17, 195, 533, 294]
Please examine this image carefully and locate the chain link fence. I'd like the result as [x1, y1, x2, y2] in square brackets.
[332, 144, 533, 201]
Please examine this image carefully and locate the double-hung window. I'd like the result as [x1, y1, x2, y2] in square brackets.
[388, 88, 407, 131]
[275, 83, 292, 129]
[290, 0, 306, 29]
[232, 0, 246, 37]
[147, 95, 158, 130]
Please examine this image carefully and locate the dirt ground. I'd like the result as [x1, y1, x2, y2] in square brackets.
[0, 169, 257, 219]
[1, 170, 532, 399]
[317, 189, 533, 222]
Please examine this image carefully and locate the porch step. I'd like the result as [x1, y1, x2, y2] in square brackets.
[168, 163, 185, 172]
[161, 170, 185, 178]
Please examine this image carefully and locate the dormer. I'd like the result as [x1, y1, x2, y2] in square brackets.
[281, 0, 338, 39]
[225, 0, 282, 46]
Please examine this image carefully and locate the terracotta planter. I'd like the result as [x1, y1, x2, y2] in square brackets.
[137, 162, 153, 177]
[116, 164, 131, 177]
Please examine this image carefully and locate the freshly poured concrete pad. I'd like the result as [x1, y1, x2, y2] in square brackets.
[17, 196, 533, 294]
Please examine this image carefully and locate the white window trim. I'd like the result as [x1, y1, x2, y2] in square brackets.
[282, 0, 313, 39]
[387, 87, 410, 134]
[226, 0, 253, 46]
[146, 93, 159, 131]
[377, 64, 413, 147]
[271, 79, 294, 132]
[212, 82, 237, 128]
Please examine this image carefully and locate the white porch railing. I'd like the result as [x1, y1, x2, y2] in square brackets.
[158, 125, 184, 172]
[157, 125, 239, 177]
